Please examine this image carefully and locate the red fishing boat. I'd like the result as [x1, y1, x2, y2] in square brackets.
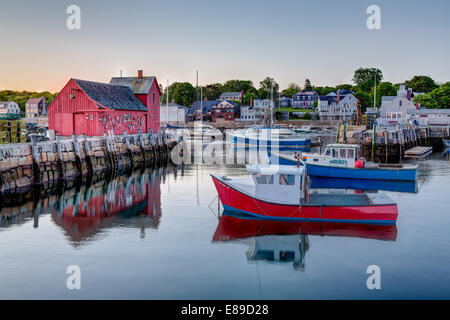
[211, 165, 398, 225]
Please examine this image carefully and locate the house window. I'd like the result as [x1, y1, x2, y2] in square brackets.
[399, 100, 402, 107]
[152, 93, 155, 104]
[70, 93, 75, 99]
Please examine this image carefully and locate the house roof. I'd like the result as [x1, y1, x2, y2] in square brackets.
[220, 92, 242, 98]
[109, 76, 157, 95]
[407, 109, 450, 114]
[188, 100, 221, 115]
[382, 96, 396, 102]
[319, 96, 337, 102]
[73, 79, 147, 111]
[25, 97, 45, 105]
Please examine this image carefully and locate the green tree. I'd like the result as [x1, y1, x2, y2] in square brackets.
[413, 82, 450, 109]
[162, 82, 196, 107]
[282, 83, 301, 97]
[312, 100, 318, 109]
[313, 86, 335, 96]
[370, 82, 396, 107]
[354, 91, 371, 113]
[405, 76, 438, 93]
[304, 79, 313, 91]
[335, 84, 353, 91]
[259, 77, 279, 100]
[202, 83, 223, 100]
[222, 80, 254, 94]
[243, 92, 258, 106]
[352, 67, 383, 92]
[302, 112, 312, 120]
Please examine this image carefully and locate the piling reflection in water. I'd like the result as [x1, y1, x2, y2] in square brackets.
[0, 166, 182, 245]
[213, 213, 397, 270]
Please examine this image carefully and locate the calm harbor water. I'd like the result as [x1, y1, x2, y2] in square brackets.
[0, 149, 449, 299]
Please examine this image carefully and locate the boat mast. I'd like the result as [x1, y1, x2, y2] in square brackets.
[374, 73, 376, 108]
[166, 79, 169, 127]
[270, 79, 274, 127]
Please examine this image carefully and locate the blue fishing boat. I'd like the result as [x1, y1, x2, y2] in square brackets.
[309, 176, 418, 193]
[304, 144, 418, 182]
[229, 127, 311, 149]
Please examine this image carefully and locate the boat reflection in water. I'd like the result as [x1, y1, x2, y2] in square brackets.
[51, 169, 163, 244]
[309, 176, 418, 193]
[213, 212, 397, 271]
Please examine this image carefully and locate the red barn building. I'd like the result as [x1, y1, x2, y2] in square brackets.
[48, 71, 161, 136]
[110, 70, 161, 133]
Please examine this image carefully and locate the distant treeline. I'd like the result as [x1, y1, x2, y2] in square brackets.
[0, 90, 57, 113]
[160, 69, 449, 112]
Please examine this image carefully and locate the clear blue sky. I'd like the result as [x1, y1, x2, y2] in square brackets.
[0, 0, 449, 92]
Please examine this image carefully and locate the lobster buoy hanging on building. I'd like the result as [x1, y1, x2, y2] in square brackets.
[355, 160, 364, 168]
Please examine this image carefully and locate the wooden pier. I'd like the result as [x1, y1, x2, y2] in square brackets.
[404, 146, 433, 158]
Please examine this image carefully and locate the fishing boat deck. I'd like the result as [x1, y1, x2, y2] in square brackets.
[306, 193, 395, 207]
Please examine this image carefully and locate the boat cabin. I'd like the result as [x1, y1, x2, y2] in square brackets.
[246, 165, 307, 204]
[306, 144, 360, 168]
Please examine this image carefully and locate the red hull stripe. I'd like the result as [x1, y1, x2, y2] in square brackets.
[212, 176, 398, 225]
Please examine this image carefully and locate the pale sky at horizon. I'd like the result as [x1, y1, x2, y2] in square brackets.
[0, 0, 449, 93]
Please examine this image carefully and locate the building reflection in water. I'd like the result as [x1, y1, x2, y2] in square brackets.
[0, 165, 184, 246]
[213, 213, 398, 271]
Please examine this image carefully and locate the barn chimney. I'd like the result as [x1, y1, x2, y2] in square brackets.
[138, 70, 143, 79]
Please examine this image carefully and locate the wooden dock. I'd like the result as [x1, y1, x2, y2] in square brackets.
[404, 146, 433, 158]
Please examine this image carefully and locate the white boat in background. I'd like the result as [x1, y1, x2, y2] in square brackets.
[229, 127, 311, 149]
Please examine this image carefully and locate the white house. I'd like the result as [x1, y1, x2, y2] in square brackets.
[379, 84, 423, 125]
[238, 106, 257, 122]
[0, 101, 21, 115]
[219, 92, 242, 101]
[25, 97, 46, 118]
[253, 99, 274, 121]
[318, 90, 358, 121]
[160, 102, 186, 125]
[407, 109, 450, 125]
[292, 91, 318, 109]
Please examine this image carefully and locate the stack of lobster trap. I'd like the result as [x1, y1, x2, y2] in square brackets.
[0, 120, 27, 144]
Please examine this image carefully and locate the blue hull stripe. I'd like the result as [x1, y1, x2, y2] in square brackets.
[222, 204, 396, 225]
[306, 163, 417, 181]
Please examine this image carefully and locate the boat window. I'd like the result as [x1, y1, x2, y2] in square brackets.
[339, 149, 347, 158]
[255, 174, 274, 184]
[280, 251, 295, 262]
[332, 149, 338, 157]
[347, 148, 354, 159]
[254, 250, 274, 261]
[325, 148, 331, 155]
[279, 174, 295, 186]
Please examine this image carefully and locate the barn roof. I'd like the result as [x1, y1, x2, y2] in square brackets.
[109, 76, 157, 95]
[73, 79, 147, 111]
